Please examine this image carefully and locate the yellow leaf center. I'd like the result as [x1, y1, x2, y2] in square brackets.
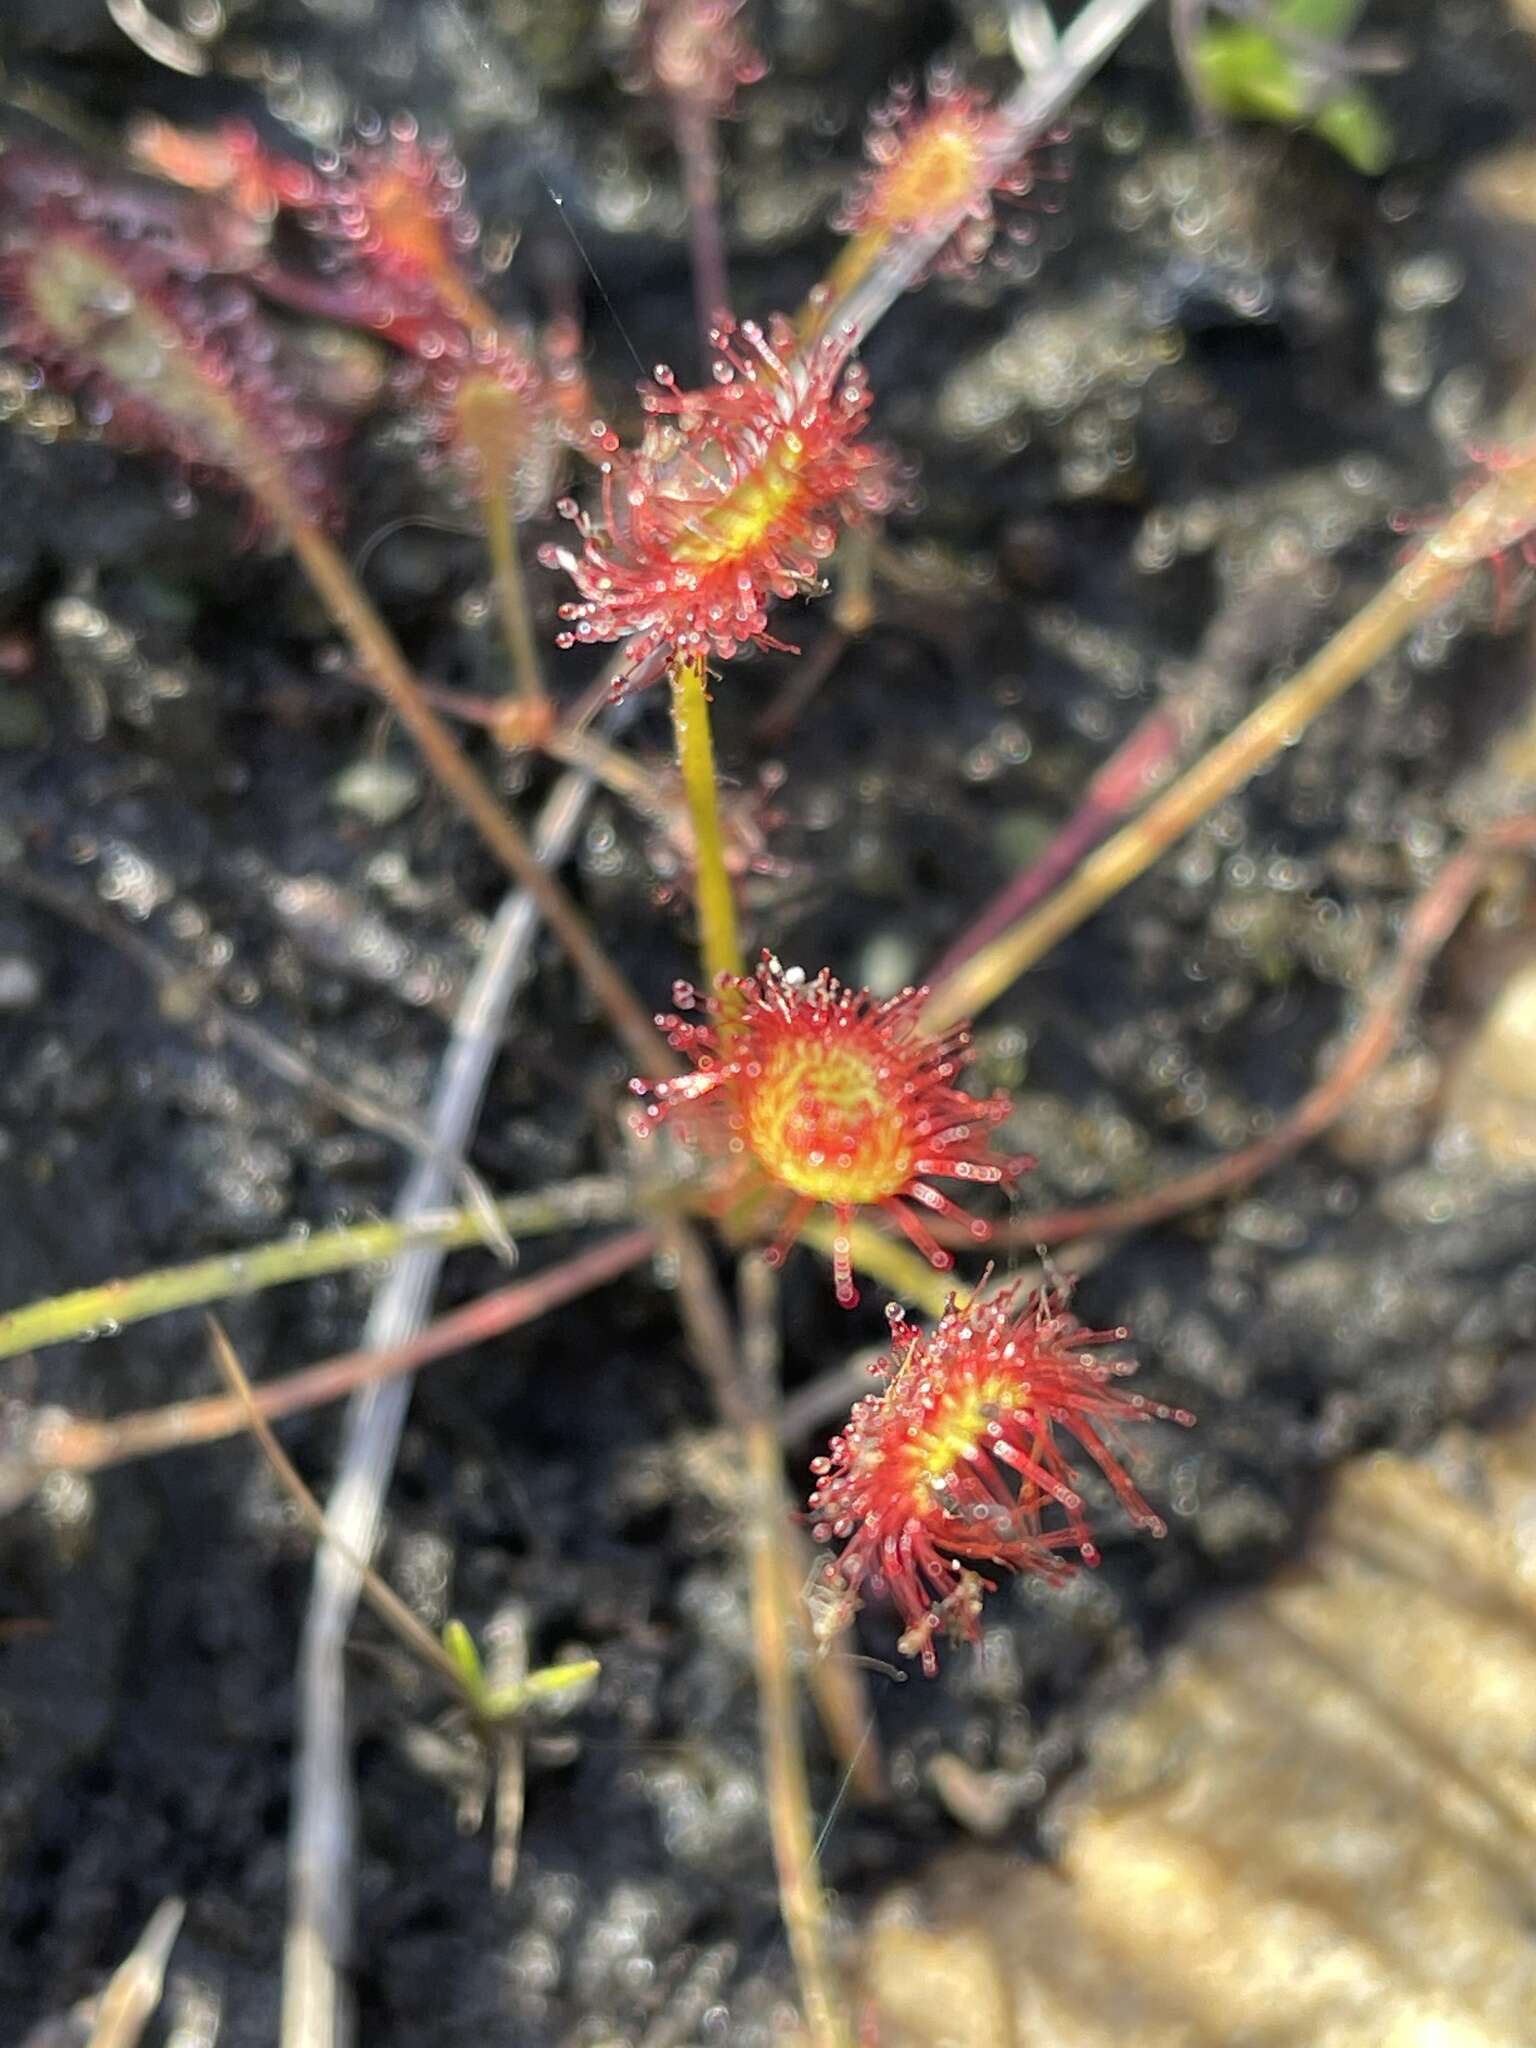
[668, 428, 808, 571]
[743, 1037, 914, 1205]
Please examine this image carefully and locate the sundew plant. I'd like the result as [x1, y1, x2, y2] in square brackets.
[3, 0, 1536, 2042]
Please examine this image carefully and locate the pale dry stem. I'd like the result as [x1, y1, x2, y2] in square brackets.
[736, 1253, 852, 2048]
[257, 465, 670, 1074]
[85, 1896, 185, 2048]
[206, 1317, 471, 1697]
[662, 1223, 851, 2046]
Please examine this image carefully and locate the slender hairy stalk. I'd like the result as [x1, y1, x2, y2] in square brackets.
[673, 97, 730, 369]
[923, 437, 1536, 1033]
[18, 1230, 656, 1493]
[253, 462, 667, 1074]
[479, 464, 550, 727]
[0, 1176, 631, 1364]
[737, 1255, 850, 2048]
[668, 646, 744, 986]
[968, 814, 1536, 1247]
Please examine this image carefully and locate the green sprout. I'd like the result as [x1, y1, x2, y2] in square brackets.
[1191, 0, 1394, 173]
[440, 1618, 598, 1727]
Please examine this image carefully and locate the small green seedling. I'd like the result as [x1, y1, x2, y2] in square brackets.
[440, 1618, 598, 1725]
[206, 1319, 598, 1732]
[1191, 0, 1393, 173]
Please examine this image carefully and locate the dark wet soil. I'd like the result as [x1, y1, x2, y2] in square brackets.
[4, 1, 1536, 2040]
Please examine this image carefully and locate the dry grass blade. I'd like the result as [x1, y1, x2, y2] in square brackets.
[205, 1317, 469, 1699]
[923, 437, 1536, 1034]
[85, 1895, 185, 2048]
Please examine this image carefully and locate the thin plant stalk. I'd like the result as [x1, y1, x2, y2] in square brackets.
[479, 463, 550, 728]
[927, 552, 1344, 989]
[664, 1223, 848, 2048]
[0, 1176, 632, 1364]
[834, 524, 877, 640]
[923, 436, 1536, 1033]
[753, 528, 877, 747]
[0, 1189, 943, 1369]
[206, 1321, 601, 1714]
[662, 1222, 885, 1803]
[485, 1605, 530, 1893]
[208, 1318, 477, 1698]
[926, 705, 1181, 990]
[17, 1229, 658, 1495]
[452, 371, 551, 730]
[751, 620, 855, 747]
[738, 1254, 850, 2048]
[673, 96, 731, 370]
[545, 723, 688, 835]
[251, 458, 667, 1073]
[778, 1529, 885, 1806]
[405, 680, 709, 860]
[669, 646, 744, 986]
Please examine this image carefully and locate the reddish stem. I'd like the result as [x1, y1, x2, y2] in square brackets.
[937, 815, 1536, 1251]
[26, 1228, 656, 1482]
[672, 96, 731, 371]
[927, 707, 1181, 991]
